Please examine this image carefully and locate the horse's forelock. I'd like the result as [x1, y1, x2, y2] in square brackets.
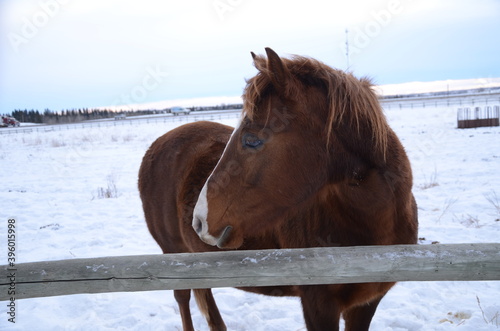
[242, 71, 272, 120]
[243, 54, 389, 161]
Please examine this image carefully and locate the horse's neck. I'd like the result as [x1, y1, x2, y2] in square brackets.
[277, 182, 396, 248]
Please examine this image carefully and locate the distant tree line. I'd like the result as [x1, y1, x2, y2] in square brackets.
[9, 103, 243, 124]
[191, 103, 243, 111]
[10, 108, 141, 124]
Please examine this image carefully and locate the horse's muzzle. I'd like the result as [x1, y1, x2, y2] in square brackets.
[193, 216, 232, 248]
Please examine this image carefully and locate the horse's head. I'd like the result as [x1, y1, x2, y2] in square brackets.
[192, 48, 390, 249]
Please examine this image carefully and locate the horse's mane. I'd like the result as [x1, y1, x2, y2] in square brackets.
[243, 54, 389, 161]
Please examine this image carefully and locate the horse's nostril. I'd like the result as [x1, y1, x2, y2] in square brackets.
[193, 217, 202, 234]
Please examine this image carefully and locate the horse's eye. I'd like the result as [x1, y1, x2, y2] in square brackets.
[242, 133, 263, 149]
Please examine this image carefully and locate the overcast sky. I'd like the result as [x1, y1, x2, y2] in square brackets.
[1, 0, 499, 111]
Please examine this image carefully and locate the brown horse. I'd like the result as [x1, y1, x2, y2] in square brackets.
[140, 48, 418, 331]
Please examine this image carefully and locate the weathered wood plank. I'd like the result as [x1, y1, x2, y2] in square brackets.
[1, 244, 499, 300]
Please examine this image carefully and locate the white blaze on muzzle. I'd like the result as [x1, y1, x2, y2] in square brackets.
[192, 118, 242, 246]
[192, 183, 218, 246]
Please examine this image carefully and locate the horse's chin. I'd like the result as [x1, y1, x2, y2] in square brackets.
[216, 225, 233, 248]
[198, 225, 243, 249]
[217, 231, 244, 250]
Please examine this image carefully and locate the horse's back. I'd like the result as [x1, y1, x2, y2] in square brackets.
[138, 121, 233, 253]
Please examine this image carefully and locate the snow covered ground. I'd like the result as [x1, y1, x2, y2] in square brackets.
[1, 101, 499, 330]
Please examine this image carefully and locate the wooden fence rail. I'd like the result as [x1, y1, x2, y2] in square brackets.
[2, 243, 499, 301]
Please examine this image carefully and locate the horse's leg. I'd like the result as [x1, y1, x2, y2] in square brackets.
[174, 289, 195, 331]
[193, 289, 227, 331]
[343, 296, 383, 331]
[299, 285, 341, 331]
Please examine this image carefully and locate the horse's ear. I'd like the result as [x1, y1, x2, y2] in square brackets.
[251, 51, 267, 72]
[265, 47, 290, 91]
